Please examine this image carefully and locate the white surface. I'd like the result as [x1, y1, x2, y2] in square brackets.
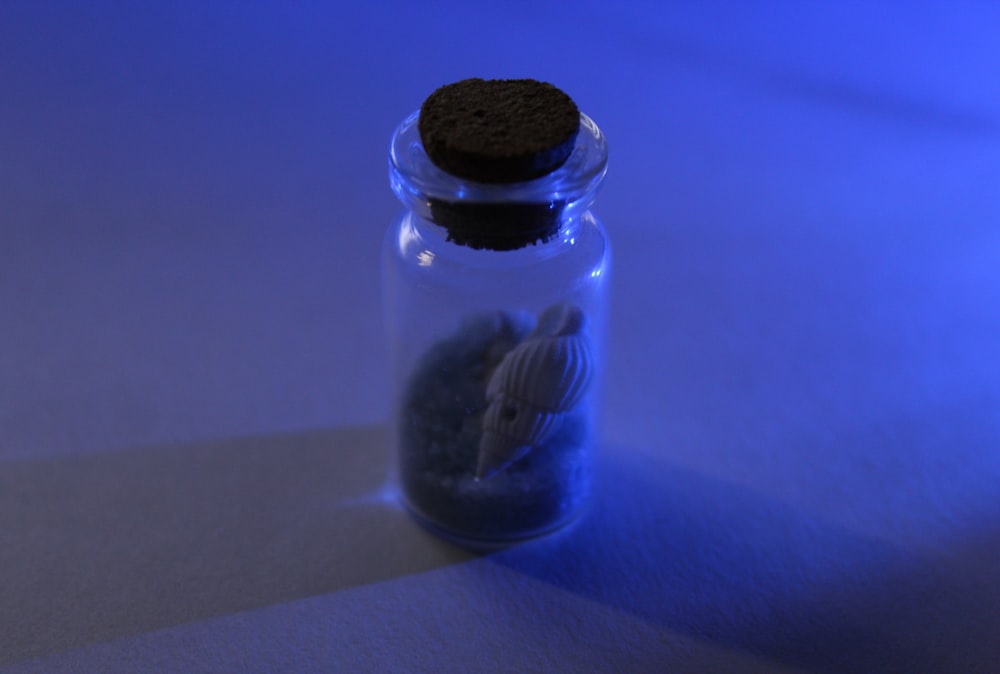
[2, 1, 998, 671]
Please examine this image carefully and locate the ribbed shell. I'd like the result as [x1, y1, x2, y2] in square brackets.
[481, 396, 561, 447]
[476, 303, 594, 479]
[485, 332, 592, 413]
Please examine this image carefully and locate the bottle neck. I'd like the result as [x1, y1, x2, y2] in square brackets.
[389, 111, 607, 253]
[427, 199, 566, 251]
[401, 208, 585, 267]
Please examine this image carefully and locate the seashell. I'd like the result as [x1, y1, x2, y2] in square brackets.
[476, 303, 594, 480]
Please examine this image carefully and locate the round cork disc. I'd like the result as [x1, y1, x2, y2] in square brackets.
[418, 78, 580, 184]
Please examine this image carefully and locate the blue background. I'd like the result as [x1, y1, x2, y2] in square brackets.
[1, 2, 998, 671]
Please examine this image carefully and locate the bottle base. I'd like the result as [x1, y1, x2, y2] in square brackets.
[400, 494, 587, 551]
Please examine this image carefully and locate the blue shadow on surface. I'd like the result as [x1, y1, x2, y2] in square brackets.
[489, 447, 1000, 673]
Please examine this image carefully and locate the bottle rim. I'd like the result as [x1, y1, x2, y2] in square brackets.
[389, 110, 608, 212]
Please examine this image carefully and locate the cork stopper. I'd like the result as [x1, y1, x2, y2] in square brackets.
[419, 78, 580, 184]
[415, 79, 581, 250]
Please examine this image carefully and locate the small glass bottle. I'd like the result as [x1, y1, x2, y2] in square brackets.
[383, 79, 610, 545]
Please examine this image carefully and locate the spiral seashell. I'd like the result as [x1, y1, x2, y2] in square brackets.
[476, 303, 594, 480]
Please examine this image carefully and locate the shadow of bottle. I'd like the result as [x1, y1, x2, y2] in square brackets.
[0, 425, 474, 666]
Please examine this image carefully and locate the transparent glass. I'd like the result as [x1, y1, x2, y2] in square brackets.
[383, 110, 610, 546]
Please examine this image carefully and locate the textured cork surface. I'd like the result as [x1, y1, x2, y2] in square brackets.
[418, 78, 580, 184]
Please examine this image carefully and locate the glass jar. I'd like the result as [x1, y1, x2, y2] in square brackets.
[383, 92, 610, 546]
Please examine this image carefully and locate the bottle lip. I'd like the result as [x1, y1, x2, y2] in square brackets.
[389, 110, 608, 213]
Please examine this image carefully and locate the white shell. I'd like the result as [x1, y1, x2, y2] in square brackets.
[476, 303, 594, 480]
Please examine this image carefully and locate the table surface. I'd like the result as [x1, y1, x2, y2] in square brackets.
[2, 2, 998, 672]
